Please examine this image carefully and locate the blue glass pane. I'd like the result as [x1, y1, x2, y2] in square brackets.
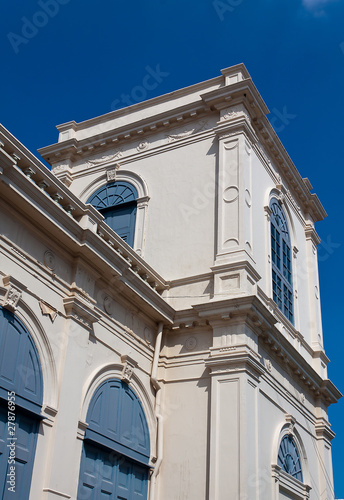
[87, 182, 138, 247]
[87, 182, 138, 210]
[277, 435, 303, 482]
[270, 199, 293, 324]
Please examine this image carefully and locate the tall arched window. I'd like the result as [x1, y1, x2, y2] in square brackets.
[277, 435, 303, 482]
[77, 379, 150, 500]
[270, 198, 293, 323]
[0, 307, 43, 499]
[87, 182, 138, 247]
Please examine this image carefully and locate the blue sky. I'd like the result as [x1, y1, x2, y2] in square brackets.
[1, 0, 344, 496]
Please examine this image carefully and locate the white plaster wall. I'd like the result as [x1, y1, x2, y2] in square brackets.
[70, 132, 218, 281]
[158, 378, 210, 500]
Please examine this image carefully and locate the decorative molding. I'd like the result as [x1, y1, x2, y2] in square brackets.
[137, 140, 149, 152]
[103, 295, 114, 315]
[206, 345, 265, 382]
[271, 465, 311, 500]
[220, 104, 251, 124]
[185, 336, 197, 351]
[1, 275, 27, 312]
[42, 488, 71, 499]
[44, 250, 56, 271]
[144, 326, 154, 344]
[285, 414, 296, 435]
[120, 354, 138, 384]
[39, 300, 58, 322]
[77, 420, 89, 441]
[165, 120, 208, 143]
[63, 295, 100, 331]
[86, 149, 123, 167]
[106, 163, 121, 182]
[314, 417, 336, 443]
[2, 286, 22, 312]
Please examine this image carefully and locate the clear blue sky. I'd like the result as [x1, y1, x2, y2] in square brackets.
[1, 0, 344, 496]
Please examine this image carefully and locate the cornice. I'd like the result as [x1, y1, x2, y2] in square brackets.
[38, 103, 211, 163]
[35, 65, 326, 223]
[254, 115, 327, 222]
[0, 130, 174, 324]
[214, 115, 259, 145]
[55, 73, 224, 133]
[200, 77, 269, 120]
[63, 294, 101, 332]
[211, 260, 261, 284]
[259, 327, 342, 406]
[205, 344, 265, 382]
[177, 295, 341, 406]
[314, 417, 336, 443]
[304, 224, 321, 246]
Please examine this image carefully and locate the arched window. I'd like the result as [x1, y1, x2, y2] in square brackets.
[87, 182, 138, 247]
[270, 198, 293, 323]
[277, 435, 303, 482]
[0, 307, 43, 499]
[77, 379, 150, 500]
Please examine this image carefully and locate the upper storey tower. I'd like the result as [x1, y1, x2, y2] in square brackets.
[39, 63, 326, 360]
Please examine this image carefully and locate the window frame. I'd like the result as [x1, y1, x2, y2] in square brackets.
[269, 198, 294, 324]
[87, 181, 138, 248]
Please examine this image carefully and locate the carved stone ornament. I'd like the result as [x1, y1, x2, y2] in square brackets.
[166, 120, 208, 143]
[52, 162, 70, 174]
[185, 336, 197, 351]
[44, 250, 56, 271]
[144, 327, 154, 344]
[103, 295, 114, 315]
[39, 300, 57, 322]
[265, 359, 272, 372]
[121, 354, 138, 384]
[285, 414, 296, 436]
[106, 163, 120, 182]
[221, 105, 251, 123]
[137, 140, 149, 152]
[87, 149, 123, 167]
[3, 286, 22, 312]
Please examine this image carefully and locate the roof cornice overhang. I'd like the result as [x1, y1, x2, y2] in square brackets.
[200, 81, 326, 223]
[0, 129, 174, 324]
[254, 114, 327, 222]
[37, 100, 212, 163]
[201, 78, 269, 118]
[38, 76, 326, 223]
[174, 295, 341, 406]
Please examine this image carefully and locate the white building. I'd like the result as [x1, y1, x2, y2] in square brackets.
[0, 63, 341, 500]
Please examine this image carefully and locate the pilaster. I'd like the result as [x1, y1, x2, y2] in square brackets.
[213, 115, 259, 298]
[206, 345, 264, 500]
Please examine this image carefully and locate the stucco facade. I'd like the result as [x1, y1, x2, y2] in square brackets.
[0, 64, 341, 500]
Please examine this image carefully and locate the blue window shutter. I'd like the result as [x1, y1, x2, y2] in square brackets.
[78, 379, 150, 500]
[0, 308, 43, 499]
[87, 182, 138, 247]
[85, 379, 150, 464]
[0, 308, 43, 414]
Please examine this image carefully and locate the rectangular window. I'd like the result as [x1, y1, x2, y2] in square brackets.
[282, 241, 292, 284]
[273, 270, 282, 309]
